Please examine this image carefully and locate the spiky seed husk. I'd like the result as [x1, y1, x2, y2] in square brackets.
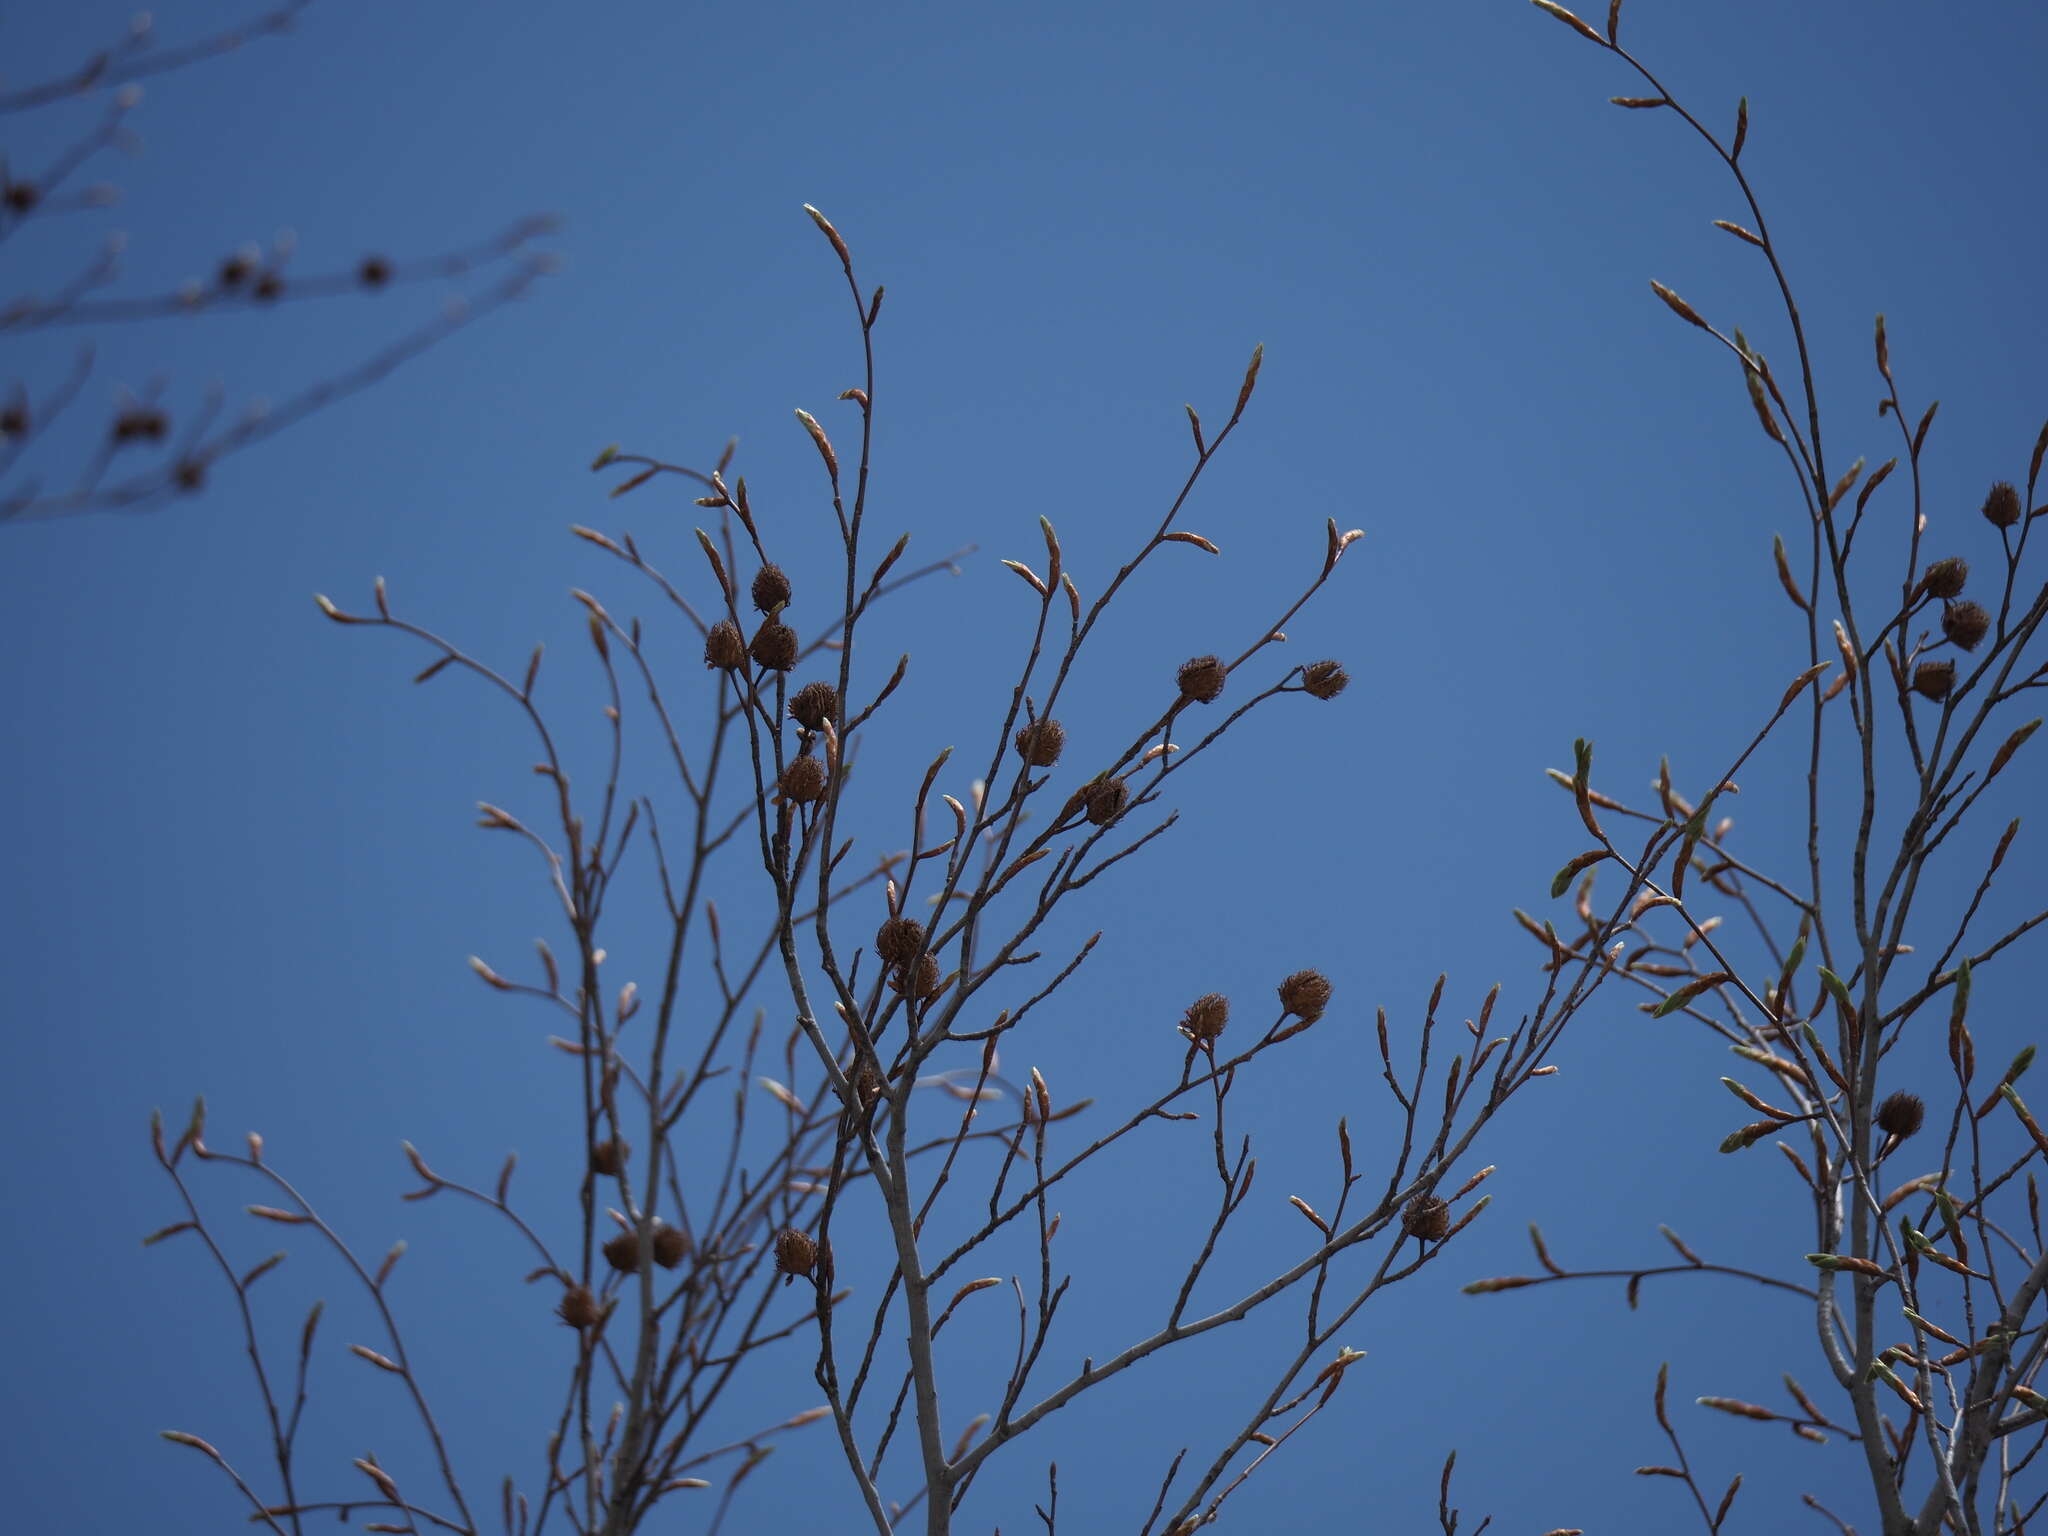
[651, 1225, 688, 1269]
[1912, 659, 1956, 701]
[1876, 1091, 1926, 1140]
[1082, 776, 1128, 826]
[1984, 481, 2023, 529]
[590, 1137, 629, 1176]
[1278, 969, 1333, 1022]
[774, 1227, 818, 1279]
[750, 620, 798, 672]
[1943, 601, 1991, 652]
[893, 952, 942, 999]
[1301, 660, 1350, 700]
[602, 1230, 641, 1274]
[704, 620, 746, 670]
[1181, 993, 1229, 1045]
[779, 754, 827, 804]
[789, 680, 839, 731]
[1014, 718, 1067, 767]
[1921, 557, 1969, 599]
[1403, 1194, 1451, 1241]
[854, 1061, 885, 1109]
[875, 916, 926, 967]
[557, 1284, 601, 1329]
[751, 563, 793, 613]
[1176, 654, 1227, 704]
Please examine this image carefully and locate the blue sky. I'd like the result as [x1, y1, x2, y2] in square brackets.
[5, 1, 2045, 1531]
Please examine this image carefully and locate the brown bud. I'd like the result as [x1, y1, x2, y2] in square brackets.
[357, 255, 392, 288]
[704, 619, 746, 670]
[252, 273, 284, 302]
[602, 1230, 641, 1274]
[651, 1224, 688, 1269]
[751, 563, 793, 613]
[778, 754, 827, 805]
[1014, 718, 1067, 767]
[1403, 1194, 1450, 1241]
[749, 620, 798, 672]
[1176, 654, 1227, 704]
[1876, 1091, 1925, 1141]
[1181, 992, 1229, 1046]
[1301, 660, 1350, 700]
[557, 1284, 601, 1329]
[1079, 775, 1128, 827]
[789, 680, 839, 731]
[1921, 557, 1969, 599]
[774, 1227, 818, 1281]
[174, 459, 206, 493]
[875, 915, 926, 967]
[1983, 481, 2023, 529]
[1943, 601, 1990, 652]
[217, 254, 252, 287]
[1, 181, 36, 214]
[1912, 659, 1956, 701]
[590, 1137, 630, 1176]
[893, 952, 942, 1000]
[1278, 969, 1333, 1022]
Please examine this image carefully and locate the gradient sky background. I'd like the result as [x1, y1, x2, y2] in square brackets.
[5, 1, 2046, 1531]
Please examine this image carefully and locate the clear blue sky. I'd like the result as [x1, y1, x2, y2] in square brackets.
[5, 1, 2044, 1530]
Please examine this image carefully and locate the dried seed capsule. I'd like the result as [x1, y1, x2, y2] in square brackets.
[1301, 660, 1350, 700]
[751, 563, 793, 613]
[779, 754, 827, 804]
[651, 1225, 688, 1269]
[1876, 1091, 1925, 1140]
[1920, 557, 1969, 599]
[1912, 659, 1955, 701]
[704, 619, 746, 670]
[1942, 601, 1990, 652]
[1278, 969, 1333, 1022]
[1403, 1194, 1450, 1241]
[774, 1227, 818, 1281]
[789, 680, 839, 731]
[750, 619, 798, 672]
[602, 1230, 641, 1274]
[1180, 992, 1229, 1046]
[1176, 654, 1227, 704]
[875, 916, 926, 967]
[557, 1284, 601, 1329]
[1014, 718, 1066, 767]
[1983, 481, 2022, 529]
[1081, 776, 1128, 826]
[893, 952, 942, 999]
[590, 1137, 629, 1176]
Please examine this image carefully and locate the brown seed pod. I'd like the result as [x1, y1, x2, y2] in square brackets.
[557, 1284, 601, 1329]
[789, 680, 839, 731]
[1014, 718, 1067, 767]
[1081, 776, 1128, 827]
[893, 952, 942, 1000]
[1403, 1194, 1450, 1241]
[252, 273, 284, 302]
[875, 915, 926, 967]
[1278, 969, 1333, 1022]
[853, 1060, 885, 1109]
[704, 619, 746, 670]
[651, 1225, 688, 1269]
[1943, 601, 1991, 652]
[1876, 1090, 1925, 1141]
[1921, 557, 1969, 599]
[1301, 660, 1350, 700]
[357, 255, 392, 288]
[602, 1230, 641, 1274]
[1180, 992, 1229, 1046]
[779, 754, 827, 804]
[1176, 654, 1227, 704]
[751, 563, 793, 613]
[590, 1137, 630, 1176]
[750, 620, 798, 672]
[774, 1227, 818, 1281]
[217, 253, 252, 287]
[1983, 481, 2023, 529]
[1912, 659, 1956, 701]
